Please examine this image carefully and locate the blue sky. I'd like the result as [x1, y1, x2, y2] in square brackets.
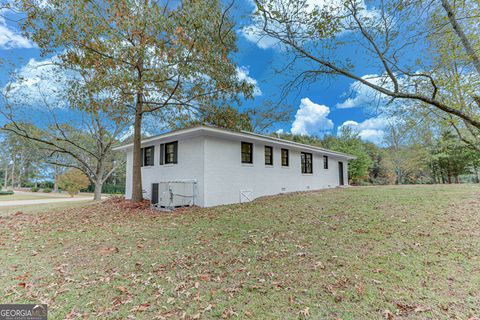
[0, 0, 390, 144]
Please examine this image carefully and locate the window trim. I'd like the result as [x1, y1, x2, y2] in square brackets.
[143, 146, 155, 167]
[241, 141, 253, 164]
[323, 155, 329, 169]
[264, 146, 273, 166]
[301, 152, 313, 174]
[281, 148, 289, 167]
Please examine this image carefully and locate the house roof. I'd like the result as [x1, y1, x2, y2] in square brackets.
[113, 125, 357, 160]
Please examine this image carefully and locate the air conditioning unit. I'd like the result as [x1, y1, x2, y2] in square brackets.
[151, 180, 197, 210]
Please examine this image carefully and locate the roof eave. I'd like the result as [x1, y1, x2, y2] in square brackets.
[112, 125, 357, 159]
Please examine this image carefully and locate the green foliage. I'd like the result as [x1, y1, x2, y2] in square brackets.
[0, 127, 47, 188]
[276, 127, 372, 184]
[430, 130, 475, 183]
[274, 122, 479, 186]
[174, 106, 254, 132]
[171, 101, 292, 133]
[58, 169, 90, 197]
[43, 188, 52, 193]
[0, 190, 14, 195]
[31, 187, 39, 192]
[323, 127, 372, 184]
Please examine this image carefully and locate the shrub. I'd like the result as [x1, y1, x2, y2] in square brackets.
[39, 181, 54, 189]
[31, 187, 39, 192]
[58, 169, 90, 197]
[43, 188, 52, 193]
[0, 190, 14, 195]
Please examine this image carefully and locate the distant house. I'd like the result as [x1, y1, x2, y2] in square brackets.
[113, 125, 355, 208]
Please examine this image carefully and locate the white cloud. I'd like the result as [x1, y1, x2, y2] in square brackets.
[336, 72, 431, 111]
[236, 66, 262, 96]
[336, 74, 388, 109]
[0, 10, 35, 49]
[357, 129, 385, 143]
[241, 0, 381, 50]
[240, 23, 280, 50]
[291, 97, 334, 135]
[338, 116, 390, 144]
[3, 56, 76, 108]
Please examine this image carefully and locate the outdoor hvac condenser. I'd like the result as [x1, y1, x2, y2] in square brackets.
[151, 180, 197, 210]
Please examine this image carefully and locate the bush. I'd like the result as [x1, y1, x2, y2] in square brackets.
[39, 181, 54, 189]
[58, 169, 90, 197]
[31, 187, 39, 192]
[43, 188, 52, 193]
[0, 190, 14, 195]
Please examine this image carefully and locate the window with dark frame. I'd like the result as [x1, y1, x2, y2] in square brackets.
[165, 141, 177, 164]
[301, 152, 313, 174]
[241, 142, 253, 164]
[265, 146, 273, 165]
[323, 155, 329, 169]
[281, 148, 289, 166]
[159, 141, 178, 165]
[143, 146, 154, 166]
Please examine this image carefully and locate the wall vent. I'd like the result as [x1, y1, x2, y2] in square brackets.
[240, 189, 253, 203]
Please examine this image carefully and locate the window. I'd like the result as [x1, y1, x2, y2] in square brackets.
[281, 148, 289, 166]
[301, 152, 313, 174]
[142, 146, 154, 167]
[160, 141, 178, 165]
[241, 142, 253, 164]
[323, 155, 328, 169]
[265, 146, 273, 165]
[165, 141, 177, 164]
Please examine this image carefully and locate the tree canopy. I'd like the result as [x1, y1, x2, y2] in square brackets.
[19, 0, 254, 201]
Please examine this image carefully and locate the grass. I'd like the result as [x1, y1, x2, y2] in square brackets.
[0, 193, 66, 201]
[0, 200, 96, 217]
[1, 184, 479, 319]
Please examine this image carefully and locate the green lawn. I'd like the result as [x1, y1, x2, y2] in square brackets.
[0, 193, 65, 201]
[1, 185, 479, 319]
[0, 200, 96, 217]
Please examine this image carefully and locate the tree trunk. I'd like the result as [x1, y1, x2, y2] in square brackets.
[93, 180, 103, 201]
[3, 161, 7, 189]
[53, 165, 60, 192]
[455, 175, 460, 184]
[17, 165, 22, 189]
[10, 160, 15, 190]
[131, 93, 143, 203]
[93, 163, 105, 201]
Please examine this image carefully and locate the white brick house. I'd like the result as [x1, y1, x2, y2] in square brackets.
[113, 125, 355, 207]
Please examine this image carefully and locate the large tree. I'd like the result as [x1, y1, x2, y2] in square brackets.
[430, 130, 474, 183]
[171, 101, 292, 133]
[249, 0, 479, 133]
[20, 0, 253, 202]
[1, 107, 126, 200]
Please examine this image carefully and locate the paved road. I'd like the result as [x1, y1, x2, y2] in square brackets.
[0, 197, 92, 207]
